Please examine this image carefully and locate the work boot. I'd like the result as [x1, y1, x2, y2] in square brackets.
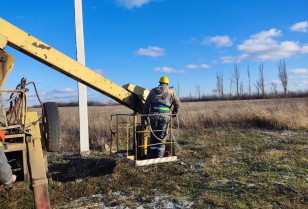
[149, 148, 158, 159]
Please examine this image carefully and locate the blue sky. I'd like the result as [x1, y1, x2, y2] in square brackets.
[2, 0, 308, 105]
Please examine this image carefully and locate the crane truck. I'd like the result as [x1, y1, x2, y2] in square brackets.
[0, 18, 177, 208]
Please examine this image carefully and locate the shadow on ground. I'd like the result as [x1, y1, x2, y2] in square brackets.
[47, 153, 116, 182]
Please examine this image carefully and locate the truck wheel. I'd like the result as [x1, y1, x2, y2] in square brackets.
[42, 102, 62, 152]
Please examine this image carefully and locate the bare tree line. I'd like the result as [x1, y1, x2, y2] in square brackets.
[279, 59, 288, 96]
[185, 59, 299, 102]
[215, 59, 289, 99]
[216, 72, 224, 98]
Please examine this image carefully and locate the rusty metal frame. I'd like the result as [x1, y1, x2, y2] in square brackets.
[1, 87, 50, 208]
[0, 89, 27, 130]
[110, 113, 177, 166]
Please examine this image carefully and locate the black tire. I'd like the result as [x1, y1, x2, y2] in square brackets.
[42, 102, 62, 152]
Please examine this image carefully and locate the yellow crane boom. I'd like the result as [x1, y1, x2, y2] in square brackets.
[0, 18, 148, 113]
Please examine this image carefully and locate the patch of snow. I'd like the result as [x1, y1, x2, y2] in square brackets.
[264, 138, 281, 143]
[60, 193, 194, 209]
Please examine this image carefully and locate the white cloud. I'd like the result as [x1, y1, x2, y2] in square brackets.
[289, 68, 308, 74]
[136, 46, 165, 57]
[295, 80, 308, 87]
[186, 64, 210, 69]
[154, 66, 184, 74]
[200, 64, 210, 69]
[54, 88, 75, 93]
[270, 80, 282, 85]
[210, 35, 232, 47]
[302, 45, 308, 53]
[221, 56, 236, 64]
[186, 64, 198, 69]
[290, 21, 308, 32]
[220, 54, 248, 64]
[203, 35, 232, 47]
[116, 0, 152, 9]
[237, 28, 308, 60]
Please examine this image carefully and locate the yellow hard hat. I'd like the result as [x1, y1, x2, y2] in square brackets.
[159, 76, 169, 84]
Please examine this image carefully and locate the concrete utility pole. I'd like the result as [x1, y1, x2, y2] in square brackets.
[74, 0, 90, 154]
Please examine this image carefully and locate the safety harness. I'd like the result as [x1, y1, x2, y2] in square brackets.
[150, 103, 170, 113]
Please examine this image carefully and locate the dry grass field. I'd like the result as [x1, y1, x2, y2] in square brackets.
[1, 98, 307, 208]
[58, 98, 308, 152]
